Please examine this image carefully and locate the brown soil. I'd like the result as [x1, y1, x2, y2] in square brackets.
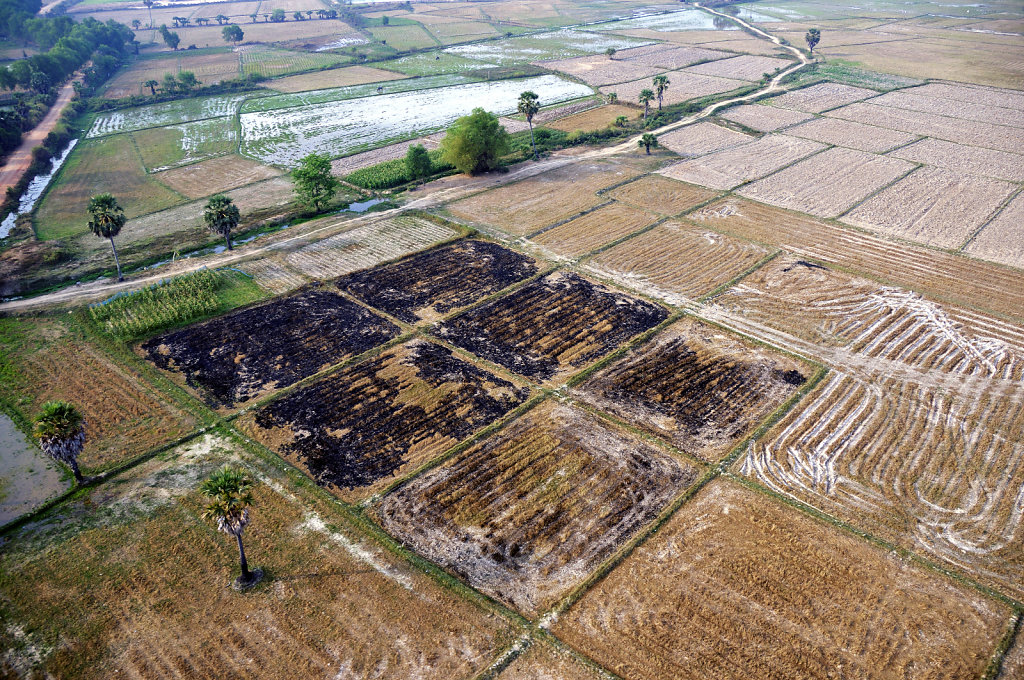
[154, 155, 282, 199]
[529, 203, 659, 258]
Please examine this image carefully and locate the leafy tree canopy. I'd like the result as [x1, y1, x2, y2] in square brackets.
[440, 107, 509, 175]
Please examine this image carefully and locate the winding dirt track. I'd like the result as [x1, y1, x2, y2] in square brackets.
[0, 6, 810, 313]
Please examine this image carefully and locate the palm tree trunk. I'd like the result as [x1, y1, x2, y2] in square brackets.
[108, 236, 123, 282]
[528, 119, 537, 160]
[236, 533, 250, 580]
[224, 232, 232, 251]
[69, 457, 84, 484]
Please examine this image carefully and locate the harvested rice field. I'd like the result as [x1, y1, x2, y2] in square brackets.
[528, 203, 659, 257]
[433, 271, 668, 383]
[497, 642, 604, 680]
[656, 120, 753, 156]
[584, 221, 771, 304]
[544, 104, 638, 132]
[142, 288, 400, 409]
[659, 134, 825, 190]
[266, 66, 409, 93]
[153, 155, 282, 199]
[337, 239, 538, 324]
[717, 103, 812, 131]
[555, 480, 1011, 680]
[574, 317, 809, 461]
[888, 137, 1024, 183]
[131, 116, 239, 172]
[375, 401, 699, 615]
[870, 88, 1024, 129]
[784, 116, 919, 153]
[600, 71, 747, 108]
[605, 174, 718, 216]
[619, 45, 732, 70]
[446, 161, 640, 236]
[736, 147, 915, 218]
[541, 54, 663, 86]
[841, 166, 1017, 249]
[241, 339, 530, 500]
[683, 54, 792, 81]
[767, 81, 879, 113]
[964, 193, 1024, 269]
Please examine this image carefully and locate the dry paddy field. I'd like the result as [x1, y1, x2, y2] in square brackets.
[541, 54, 662, 86]
[736, 147, 915, 218]
[374, 401, 699, 616]
[683, 54, 792, 81]
[266, 66, 409, 93]
[840, 166, 1017, 250]
[544, 104, 638, 132]
[240, 339, 530, 501]
[659, 134, 824, 190]
[433, 271, 668, 383]
[153, 155, 282, 199]
[528, 203, 659, 258]
[573, 317, 809, 462]
[767, 81, 879, 113]
[889, 137, 1024, 183]
[717, 103, 812, 132]
[236, 257, 309, 295]
[0, 435, 515, 678]
[656, 120, 753, 156]
[784, 116, 919, 153]
[600, 71, 747, 108]
[331, 134, 442, 175]
[869, 87, 1024, 128]
[446, 161, 640, 236]
[583, 221, 771, 305]
[965, 193, 1024, 269]
[102, 51, 241, 98]
[605, 174, 718, 216]
[554, 480, 1011, 680]
[497, 641, 603, 680]
[619, 45, 731, 70]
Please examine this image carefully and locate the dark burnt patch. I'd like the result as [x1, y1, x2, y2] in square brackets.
[337, 240, 538, 323]
[433, 271, 668, 382]
[142, 288, 400, 408]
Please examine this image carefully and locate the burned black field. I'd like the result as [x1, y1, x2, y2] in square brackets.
[573, 317, 809, 461]
[242, 339, 530, 500]
[142, 287, 400, 408]
[337, 239, 538, 323]
[432, 271, 668, 382]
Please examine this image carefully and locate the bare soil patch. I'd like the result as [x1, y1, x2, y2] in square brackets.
[656, 121, 753, 157]
[889, 137, 1024, 183]
[660, 134, 824, 190]
[143, 288, 400, 409]
[338, 239, 538, 324]
[785, 116, 919, 153]
[556, 480, 1010, 680]
[434, 271, 667, 383]
[375, 401, 698, 615]
[242, 339, 529, 499]
[600, 71, 747, 108]
[529, 203, 659, 257]
[841, 166, 1016, 249]
[683, 54, 792, 81]
[545, 104, 638, 132]
[718, 103, 812, 131]
[606, 174, 718, 216]
[585, 220, 770, 305]
[737, 147, 915, 218]
[153, 154, 282, 199]
[766, 81, 879, 113]
[267, 66, 408, 93]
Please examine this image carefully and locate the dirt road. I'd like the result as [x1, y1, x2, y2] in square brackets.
[0, 76, 80, 197]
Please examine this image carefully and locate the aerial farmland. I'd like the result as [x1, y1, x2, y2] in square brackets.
[1, 0, 1024, 677]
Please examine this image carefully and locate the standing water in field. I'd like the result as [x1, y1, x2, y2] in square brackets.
[0, 414, 67, 525]
[0, 139, 77, 239]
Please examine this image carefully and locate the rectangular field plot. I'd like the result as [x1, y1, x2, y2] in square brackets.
[102, 51, 241, 99]
[784, 116, 919, 153]
[889, 137, 1024, 183]
[600, 71, 747, 107]
[656, 121, 753, 157]
[529, 203, 659, 257]
[907, 81, 1024, 111]
[870, 88, 1024, 129]
[0, 435, 514, 678]
[241, 340, 530, 500]
[767, 82, 879, 113]
[683, 54, 793, 81]
[132, 116, 238, 172]
[153, 155, 281, 199]
[87, 94, 248, 138]
[282, 214, 458, 279]
[434, 272, 667, 383]
[743, 371, 1024, 601]
[606, 175, 718, 216]
[375, 401, 698, 615]
[574, 318, 808, 461]
[841, 167, 1017, 249]
[620, 45, 732, 70]
[544, 104, 638, 132]
[337, 239, 538, 323]
[965, 193, 1024, 269]
[541, 54, 662, 86]
[142, 288, 400, 409]
[446, 161, 640, 236]
[659, 134, 825, 190]
[736, 147, 915, 218]
[555, 480, 1010, 680]
[585, 221, 771, 304]
[718, 103, 812, 132]
[267, 66, 408, 93]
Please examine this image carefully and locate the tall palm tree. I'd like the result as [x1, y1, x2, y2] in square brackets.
[33, 401, 86, 485]
[204, 194, 240, 250]
[653, 74, 669, 111]
[638, 88, 654, 122]
[87, 194, 127, 282]
[201, 466, 259, 586]
[143, 79, 158, 95]
[517, 90, 540, 160]
[143, 0, 154, 28]
[638, 132, 658, 155]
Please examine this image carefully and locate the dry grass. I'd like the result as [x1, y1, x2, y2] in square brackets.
[841, 166, 1017, 249]
[620, 45, 732, 70]
[266, 66, 409, 93]
[447, 161, 641, 236]
[331, 134, 442, 175]
[683, 54, 792, 81]
[499, 641, 603, 679]
[154, 155, 282, 199]
[606, 174, 718, 216]
[545, 104, 639, 132]
[909, 82, 1024, 112]
[718, 103, 813, 132]
[555, 480, 1010, 680]
[103, 51, 241, 99]
[584, 220, 770, 304]
[890, 137, 1024, 182]
[600, 71, 746, 108]
[736, 147, 915, 218]
[541, 54, 662, 86]
[657, 121, 754, 157]
[871, 88, 1024, 129]
[374, 401, 698, 615]
[965, 193, 1024, 269]
[529, 202, 660, 257]
[659, 134, 824, 191]
[784, 116, 919, 153]
[768, 81, 879, 113]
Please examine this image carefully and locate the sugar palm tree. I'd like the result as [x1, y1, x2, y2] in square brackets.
[638, 132, 658, 154]
[143, 0, 154, 27]
[653, 74, 669, 111]
[204, 194, 240, 250]
[517, 90, 540, 160]
[87, 194, 126, 282]
[638, 88, 654, 122]
[143, 79, 158, 95]
[201, 466, 259, 587]
[33, 401, 86, 485]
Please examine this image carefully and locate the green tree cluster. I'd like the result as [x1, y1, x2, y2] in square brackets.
[292, 152, 340, 211]
[440, 108, 509, 175]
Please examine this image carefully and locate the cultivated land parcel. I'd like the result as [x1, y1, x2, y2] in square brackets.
[3, 0, 1024, 677]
